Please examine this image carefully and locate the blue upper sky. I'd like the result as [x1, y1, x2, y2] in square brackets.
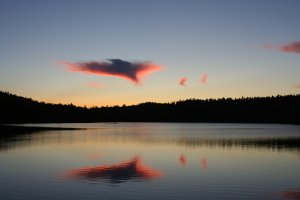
[0, 0, 299, 106]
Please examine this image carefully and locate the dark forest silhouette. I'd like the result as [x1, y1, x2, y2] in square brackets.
[0, 91, 299, 124]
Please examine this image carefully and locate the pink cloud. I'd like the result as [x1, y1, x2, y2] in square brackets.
[264, 41, 300, 55]
[293, 84, 300, 89]
[200, 73, 208, 84]
[87, 82, 102, 88]
[179, 77, 187, 86]
[280, 42, 300, 54]
[60, 59, 162, 84]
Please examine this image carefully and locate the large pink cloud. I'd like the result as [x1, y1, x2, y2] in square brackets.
[179, 77, 187, 86]
[265, 41, 300, 55]
[60, 59, 162, 84]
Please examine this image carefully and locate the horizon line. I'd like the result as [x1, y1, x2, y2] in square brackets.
[1, 90, 299, 109]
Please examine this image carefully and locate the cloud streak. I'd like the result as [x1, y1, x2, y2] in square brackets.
[179, 77, 187, 86]
[87, 82, 102, 88]
[265, 41, 300, 55]
[293, 84, 300, 89]
[200, 73, 208, 84]
[60, 59, 162, 84]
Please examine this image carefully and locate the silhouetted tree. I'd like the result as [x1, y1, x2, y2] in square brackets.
[0, 91, 299, 124]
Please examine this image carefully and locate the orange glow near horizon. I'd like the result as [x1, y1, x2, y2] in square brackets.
[294, 84, 300, 89]
[34, 79, 299, 108]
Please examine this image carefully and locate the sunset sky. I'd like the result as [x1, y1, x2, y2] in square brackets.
[0, 0, 299, 107]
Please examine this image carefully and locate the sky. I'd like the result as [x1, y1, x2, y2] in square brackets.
[0, 0, 299, 107]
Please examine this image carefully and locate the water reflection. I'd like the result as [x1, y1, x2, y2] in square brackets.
[1, 125, 300, 153]
[201, 158, 208, 170]
[0, 126, 44, 151]
[1, 132, 300, 153]
[279, 189, 300, 200]
[64, 156, 161, 183]
[87, 152, 102, 160]
[0, 125, 84, 151]
[179, 154, 187, 166]
[1, 124, 300, 200]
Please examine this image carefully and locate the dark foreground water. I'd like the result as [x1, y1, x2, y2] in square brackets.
[1, 123, 300, 200]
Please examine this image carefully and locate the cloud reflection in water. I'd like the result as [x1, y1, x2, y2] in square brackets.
[201, 158, 208, 170]
[179, 154, 187, 166]
[280, 190, 300, 200]
[64, 156, 161, 183]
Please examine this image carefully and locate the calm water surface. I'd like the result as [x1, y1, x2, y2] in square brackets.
[1, 123, 300, 200]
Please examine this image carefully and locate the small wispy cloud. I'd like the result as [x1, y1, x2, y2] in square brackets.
[264, 41, 300, 55]
[60, 59, 162, 84]
[200, 73, 208, 84]
[179, 77, 187, 86]
[87, 82, 102, 88]
[293, 84, 300, 89]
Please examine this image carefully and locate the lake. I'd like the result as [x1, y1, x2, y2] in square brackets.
[1, 123, 300, 200]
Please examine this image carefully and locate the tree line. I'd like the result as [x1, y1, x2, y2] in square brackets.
[0, 91, 299, 124]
